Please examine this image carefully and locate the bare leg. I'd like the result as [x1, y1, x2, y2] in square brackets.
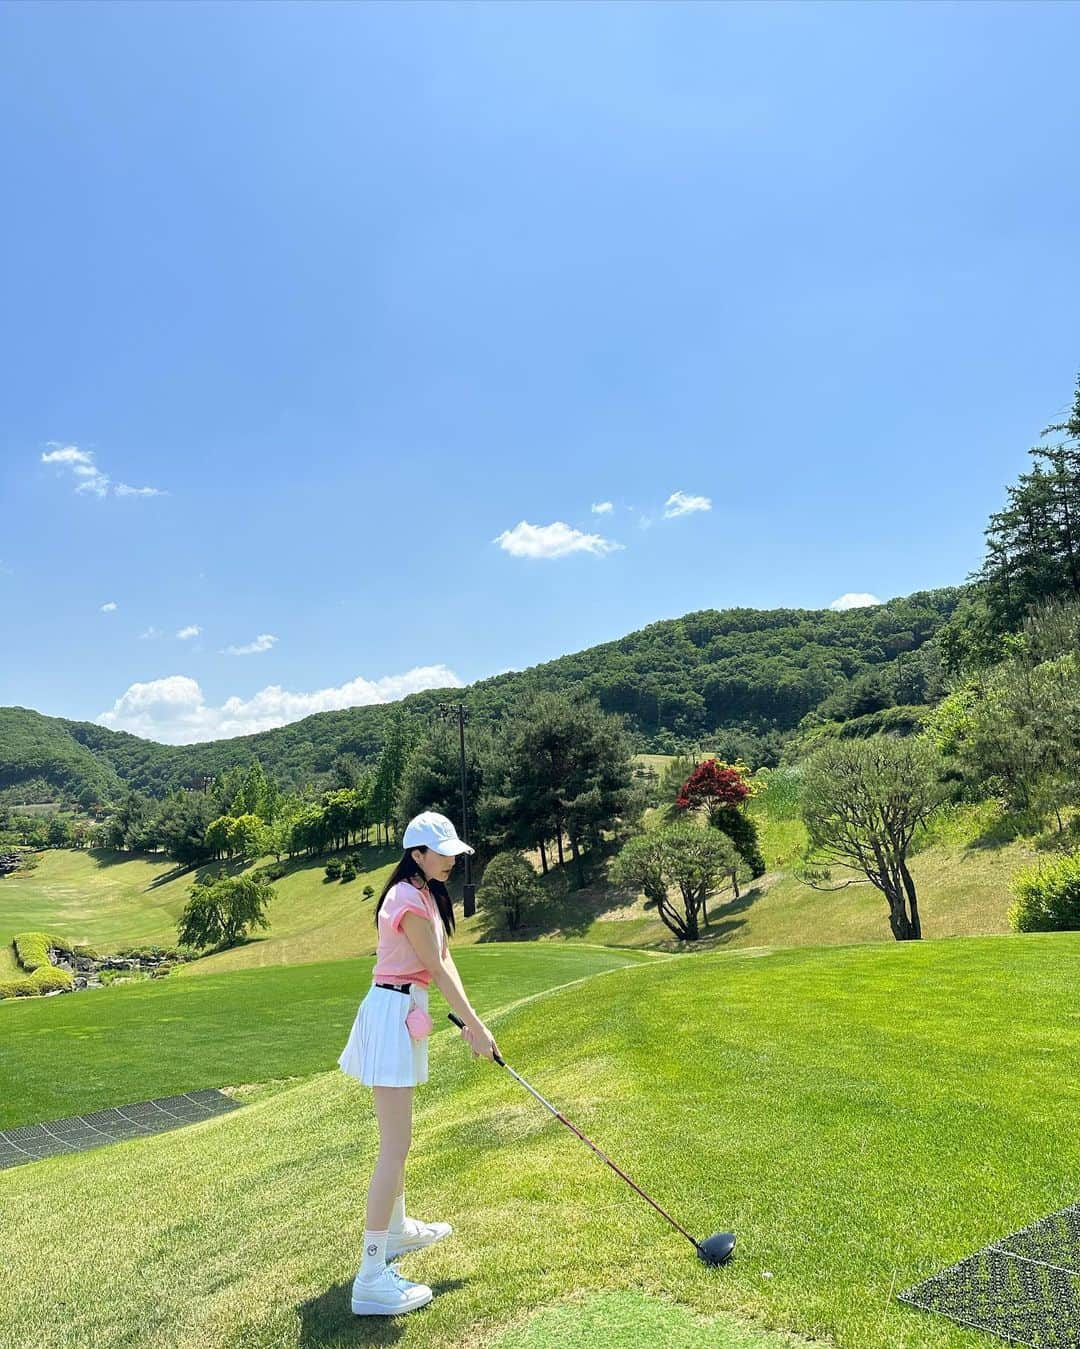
[365, 1086, 413, 1231]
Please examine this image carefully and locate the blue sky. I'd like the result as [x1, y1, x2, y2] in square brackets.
[2, 1, 1078, 745]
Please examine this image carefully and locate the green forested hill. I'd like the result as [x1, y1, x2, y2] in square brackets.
[0, 585, 966, 804]
[0, 707, 124, 806]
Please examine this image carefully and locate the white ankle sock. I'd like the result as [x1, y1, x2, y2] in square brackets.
[358, 1228, 388, 1280]
[390, 1192, 405, 1234]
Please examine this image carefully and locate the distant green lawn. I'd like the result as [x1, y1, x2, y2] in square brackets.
[1, 932, 1075, 1348]
[0, 847, 187, 950]
[0, 942, 662, 1129]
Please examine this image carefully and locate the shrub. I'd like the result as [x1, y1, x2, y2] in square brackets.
[113, 944, 186, 960]
[31, 965, 75, 994]
[325, 859, 343, 881]
[1009, 850, 1080, 932]
[341, 859, 357, 881]
[362, 884, 375, 901]
[476, 851, 544, 931]
[99, 968, 148, 986]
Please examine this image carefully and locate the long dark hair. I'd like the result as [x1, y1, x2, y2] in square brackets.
[375, 848, 456, 937]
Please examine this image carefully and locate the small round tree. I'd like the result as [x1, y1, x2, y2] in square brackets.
[675, 758, 751, 818]
[476, 851, 544, 931]
[795, 733, 947, 941]
[611, 821, 742, 941]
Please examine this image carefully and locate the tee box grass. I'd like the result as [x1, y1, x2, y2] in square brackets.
[0, 931, 1074, 1348]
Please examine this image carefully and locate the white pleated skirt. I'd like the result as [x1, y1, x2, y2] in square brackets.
[338, 982, 430, 1087]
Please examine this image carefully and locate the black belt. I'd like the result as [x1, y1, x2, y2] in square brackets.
[375, 981, 412, 994]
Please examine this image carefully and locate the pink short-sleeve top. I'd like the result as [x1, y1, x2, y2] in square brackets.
[371, 878, 448, 988]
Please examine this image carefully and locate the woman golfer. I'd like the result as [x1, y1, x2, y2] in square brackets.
[338, 809, 501, 1317]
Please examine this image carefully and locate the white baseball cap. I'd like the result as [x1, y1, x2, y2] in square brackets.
[402, 810, 475, 856]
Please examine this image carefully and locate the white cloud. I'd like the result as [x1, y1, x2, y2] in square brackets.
[591, 501, 614, 515]
[100, 600, 118, 613]
[140, 626, 163, 639]
[77, 470, 111, 498]
[42, 446, 94, 466]
[494, 520, 622, 559]
[40, 443, 165, 499]
[96, 664, 465, 744]
[115, 483, 165, 497]
[638, 515, 653, 531]
[828, 593, 883, 611]
[222, 633, 278, 655]
[177, 625, 201, 640]
[663, 490, 712, 519]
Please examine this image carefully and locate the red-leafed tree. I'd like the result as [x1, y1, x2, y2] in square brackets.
[676, 759, 750, 819]
[675, 758, 766, 891]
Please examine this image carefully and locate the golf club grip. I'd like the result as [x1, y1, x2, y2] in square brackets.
[447, 1011, 505, 1066]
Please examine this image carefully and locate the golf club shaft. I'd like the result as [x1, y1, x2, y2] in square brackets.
[446, 1011, 702, 1251]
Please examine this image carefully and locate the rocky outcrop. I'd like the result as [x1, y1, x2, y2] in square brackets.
[45, 944, 181, 993]
[0, 851, 25, 877]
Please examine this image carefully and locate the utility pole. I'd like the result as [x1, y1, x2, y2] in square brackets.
[436, 702, 477, 917]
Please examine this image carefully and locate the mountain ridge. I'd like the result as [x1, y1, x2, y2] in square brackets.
[0, 585, 967, 803]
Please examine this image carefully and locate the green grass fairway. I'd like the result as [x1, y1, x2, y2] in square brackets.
[0, 847, 187, 950]
[1, 932, 1075, 1348]
[0, 943, 663, 1129]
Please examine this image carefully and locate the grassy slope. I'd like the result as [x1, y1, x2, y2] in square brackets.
[0, 943, 663, 1130]
[1, 932, 1074, 1349]
[0, 847, 190, 951]
[0, 793, 1047, 982]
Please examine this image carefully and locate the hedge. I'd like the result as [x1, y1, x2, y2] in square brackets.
[12, 931, 72, 973]
[0, 963, 74, 999]
[2, 930, 76, 1000]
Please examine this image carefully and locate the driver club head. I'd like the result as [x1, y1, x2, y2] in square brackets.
[697, 1231, 737, 1266]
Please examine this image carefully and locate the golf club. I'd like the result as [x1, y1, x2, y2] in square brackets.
[447, 1011, 736, 1266]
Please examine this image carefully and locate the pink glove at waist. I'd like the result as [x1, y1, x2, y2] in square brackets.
[405, 1006, 434, 1039]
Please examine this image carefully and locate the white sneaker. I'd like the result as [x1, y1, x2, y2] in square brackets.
[385, 1215, 453, 1260]
[350, 1263, 433, 1316]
